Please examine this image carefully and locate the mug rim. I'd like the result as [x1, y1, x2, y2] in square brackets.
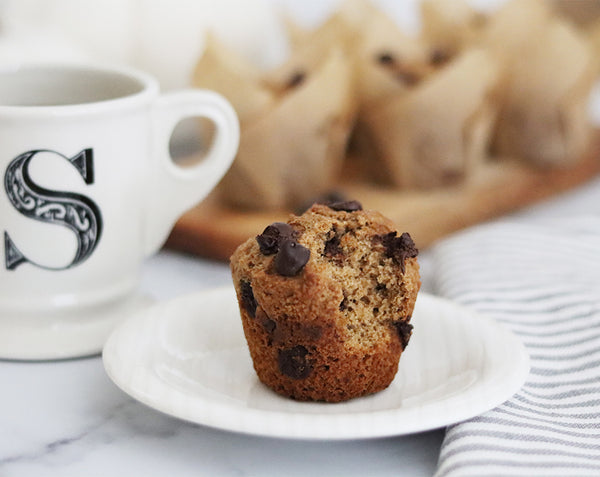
[0, 62, 159, 117]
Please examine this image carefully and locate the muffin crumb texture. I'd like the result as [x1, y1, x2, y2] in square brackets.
[230, 202, 421, 402]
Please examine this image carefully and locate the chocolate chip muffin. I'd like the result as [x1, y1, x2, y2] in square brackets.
[230, 201, 421, 402]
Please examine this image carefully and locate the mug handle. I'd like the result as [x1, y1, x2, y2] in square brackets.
[144, 90, 239, 256]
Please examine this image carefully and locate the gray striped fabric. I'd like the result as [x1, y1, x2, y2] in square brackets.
[431, 218, 600, 476]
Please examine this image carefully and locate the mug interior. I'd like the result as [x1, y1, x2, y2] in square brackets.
[0, 65, 146, 107]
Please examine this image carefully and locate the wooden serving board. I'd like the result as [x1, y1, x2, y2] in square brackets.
[166, 134, 600, 261]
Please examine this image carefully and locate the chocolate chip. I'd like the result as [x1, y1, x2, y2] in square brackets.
[240, 280, 257, 318]
[295, 190, 347, 215]
[263, 318, 276, 334]
[377, 52, 395, 65]
[392, 320, 413, 350]
[274, 239, 310, 276]
[278, 345, 312, 379]
[287, 70, 306, 89]
[256, 222, 298, 255]
[304, 325, 323, 341]
[327, 200, 363, 212]
[324, 234, 343, 260]
[430, 48, 451, 67]
[374, 231, 418, 273]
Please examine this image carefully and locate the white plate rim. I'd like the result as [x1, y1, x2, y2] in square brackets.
[103, 286, 530, 440]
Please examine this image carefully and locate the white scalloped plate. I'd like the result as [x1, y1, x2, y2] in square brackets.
[102, 286, 529, 440]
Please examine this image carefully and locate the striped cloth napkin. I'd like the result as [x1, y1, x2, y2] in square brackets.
[431, 217, 600, 476]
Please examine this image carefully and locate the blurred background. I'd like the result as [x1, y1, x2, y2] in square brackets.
[0, 0, 507, 91]
[3, 0, 600, 253]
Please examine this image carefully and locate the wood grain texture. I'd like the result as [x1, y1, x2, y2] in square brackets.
[165, 133, 600, 261]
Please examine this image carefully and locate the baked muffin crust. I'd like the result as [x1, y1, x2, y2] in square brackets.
[230, 202, 420, 402]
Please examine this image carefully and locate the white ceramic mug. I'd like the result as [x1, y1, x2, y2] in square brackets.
[0, 63, 239, 360]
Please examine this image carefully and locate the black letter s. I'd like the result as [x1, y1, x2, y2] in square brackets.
[4, 149, 103, 270]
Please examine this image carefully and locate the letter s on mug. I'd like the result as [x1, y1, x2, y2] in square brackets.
[3, 148, 103, 271]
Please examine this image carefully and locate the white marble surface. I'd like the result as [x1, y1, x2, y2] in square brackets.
[3, 174, 600, 476]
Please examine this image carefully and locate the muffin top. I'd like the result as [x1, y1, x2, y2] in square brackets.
[231, 201, 420, 351]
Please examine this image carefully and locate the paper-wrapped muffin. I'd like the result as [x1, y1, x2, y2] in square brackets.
[192, 35, 355, 211]
[190, 0, 598, 214]
[289, 0, 499, 189]
[358, 48, 499, 188]
[484, 0, 596, 167]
